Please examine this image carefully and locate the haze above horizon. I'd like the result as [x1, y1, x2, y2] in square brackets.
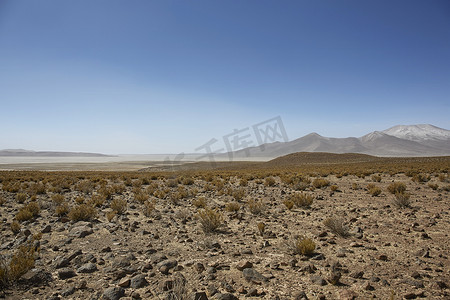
[1, 0, 449, 154]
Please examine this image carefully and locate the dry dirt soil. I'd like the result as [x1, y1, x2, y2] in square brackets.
[0, 170, 449, 300]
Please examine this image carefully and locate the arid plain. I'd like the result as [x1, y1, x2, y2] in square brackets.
[0, 153, 449, 300]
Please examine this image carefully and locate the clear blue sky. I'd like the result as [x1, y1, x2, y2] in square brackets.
[0, 0, 449, 154]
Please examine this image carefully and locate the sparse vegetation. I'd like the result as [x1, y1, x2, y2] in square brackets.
[393, 192, 411, 208]
[225, 202, 240, 212]
[143, 199, 156, 217]
[68, 204, 97, 221]
[290, 192, 313, 208]
[257, 222, 265, 236]
[197, 208, 223, 233]
[0, 156, 448, 298]
[15, 202, 40, 222]
[288, 235, 316, 256]
[264, 177, 276, 187]
[110, 198, 127, 214]
[192, 196, 207, 209]
[247, 199, 265, 215]
[324, 217, 349, 237]
[283, 199, 294, 210]
[0, 242, 36, 286]
[16, 193, 27, 203]
[312, 178, 330, 189]
[387, 182, 406, 194]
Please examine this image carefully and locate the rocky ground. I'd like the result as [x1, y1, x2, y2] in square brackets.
[0, 171, 449, 300]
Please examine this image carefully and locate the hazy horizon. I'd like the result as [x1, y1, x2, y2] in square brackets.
[1, 1, 449, 154]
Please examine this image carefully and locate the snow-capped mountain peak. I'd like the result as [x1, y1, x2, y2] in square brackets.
[382, 124, 450, 141]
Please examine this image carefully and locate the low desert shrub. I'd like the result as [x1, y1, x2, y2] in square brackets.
[166, 179, 178, 188]
[192, 197, 207, 209]
[134, 192, 149, 204]
[8, 243, 36, 281]
[51, 194, 65, 205]
[247, 199, 265, 215]
[232, 188, 246, 201]
[312, 178, 329, 189]
[288, 235, 316, 256]
[290, 193, 313, 208]
[372, 175, 382, 182]
[55, 202, 69, 216]
[16, 193, 27, 204]
[257, 222, 265, 236]
[387, 182, 406, 194]
[197, 208, 223, 233]
[182, 177, 194, 185]
[75, 180, 95, 194]
[87, 194, 105, 207]
[143, 200, 156, 217]
[68, 204, 97, 221]
[369, 186, 382, 197]
[293, 181, 310, 191]
[15, 202, 40, 222]
[393, 192, 411, 208]
[110, 198, 127, 215]
[106, 211, 116, 222]
[283, 199, 294, 210]
[412, 173, 430, 183]
[264, 177, 276, 187]
[324, 217, 349, 237]
[10, 221, 20, 234]
[225, 202, 240, 212]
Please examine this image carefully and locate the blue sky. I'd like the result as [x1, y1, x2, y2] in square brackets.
[0, 0, 449, 154]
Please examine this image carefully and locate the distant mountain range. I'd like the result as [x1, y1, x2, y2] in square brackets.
[0, 149, 113, 157]
[223, 124, 450, 158]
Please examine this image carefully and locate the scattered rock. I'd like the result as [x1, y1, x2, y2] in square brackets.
[242, 268, 268, 283]
[69, 225, 93, 238]
[103, 286, 125, 300]
[236, 260, 253, 271]
[57, 268, 76, 280]
[310, 275, 327, 286]
[130, 274, 148, 289]
[77, 262, 98, 273]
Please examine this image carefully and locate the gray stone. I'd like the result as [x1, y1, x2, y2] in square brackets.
[53, 257, 70, 269]
[310, 275, 327, 286]
[130, 274, 148, 289]
[20, 268, 52, 285]
[214, 293, 238, 300]
[242, 268, 268, 283]
[103, 286, 125, 300]
[77, 262, 98, 273]
[58, 268, 76, 279]
[69, 225, 93, 238]
[60, 286, 76, 296]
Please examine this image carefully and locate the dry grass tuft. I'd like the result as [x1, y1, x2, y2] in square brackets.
[290, 193, 313, 208]
[387, 182, 406, 194]
[197, 208, 223, 233]
[68, 204, 97, 221]
[324, 217, 350, 237]
[288, 235, 316, 256]
[393, 192, 411, 208]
